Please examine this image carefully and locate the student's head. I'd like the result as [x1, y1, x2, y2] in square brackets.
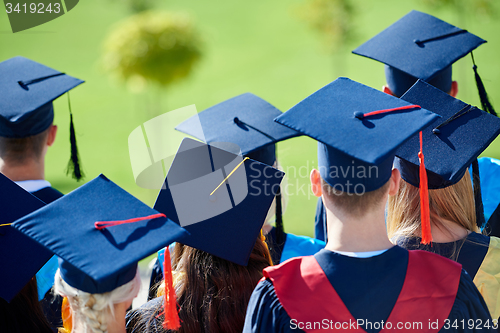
[54, 269, 141, 333]
[387, 170, 477, 240]
[382, 65, 458, 98]
[310, 167, 400, 218]
[390, 79, 500, 242]
[352, 11, 485, 100]
[153, 236, 272, 333]
[0, 124, 57, 165]
[0, 56, 85, 179]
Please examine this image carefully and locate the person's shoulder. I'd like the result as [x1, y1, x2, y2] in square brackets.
[32, 186, 64, 204]
[243, 279, 300, 333]
[280, 234, 325, 262]
[446, 269, 495, 331]
[126, 297, 163, 333]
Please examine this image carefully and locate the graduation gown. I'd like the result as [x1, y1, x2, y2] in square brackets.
[243, 247, 494, 333]
[397, 232, 500, 320]
[31, 186, 64, 332]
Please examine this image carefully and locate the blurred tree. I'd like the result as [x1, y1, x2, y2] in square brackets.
[297, 0, 357, 77]
[109, 0, 157, 13]
[421, 0, 496, 18]
[420, 0, 497, 101]
[102, 11, 203, 113]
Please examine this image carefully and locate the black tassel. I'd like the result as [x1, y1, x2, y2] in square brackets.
[275, 190, 285, 245]
[66, 93, 84, 181]
[471, 52, 497, 117]
[472, 159, 485, 230]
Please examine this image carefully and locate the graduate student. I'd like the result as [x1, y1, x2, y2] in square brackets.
[387, 79, 500, 320]
[315, 10, 496, 241]
[0, 56, 85, 327]
[12, 174, 188, 333]
[243, 78, 494, 333]
[0, 173, 53, 333]
[155, 93, 321, 272]
[126, 138, 283, 332]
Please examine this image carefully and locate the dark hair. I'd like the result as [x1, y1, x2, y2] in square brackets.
[0, 126, 51, 165]
[144, 236, 271, 333]
[0, 277, 53, 333]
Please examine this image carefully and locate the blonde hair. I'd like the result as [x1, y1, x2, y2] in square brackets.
[54, 269, 141, 333]
[387, 169, 478, 241]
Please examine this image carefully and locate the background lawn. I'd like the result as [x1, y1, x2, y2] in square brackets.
[1, 0, 500, 239]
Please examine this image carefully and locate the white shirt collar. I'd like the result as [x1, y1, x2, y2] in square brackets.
[331, 248, 389, 258]
[15, 180, 51, 193]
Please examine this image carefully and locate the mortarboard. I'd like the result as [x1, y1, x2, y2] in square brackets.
[274, 77, 439, 193]
[352, 10, 495, 116]
[176, 93, 296, 246]
[0, 56, 85, 180]
[154, 137, 285, 266]
[12, 174, 189, 294]
[175, 93, 299, 166]
[395, 80, 500, 189]
[0, 173, 51, 302]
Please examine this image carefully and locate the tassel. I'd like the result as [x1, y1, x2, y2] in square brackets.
[161, 247, 180, 330]
[61, 297, 72, 333]
[275, 191, 285, 245]
[66, 93, 84, 181]
[471, 52, 497, 117]
[418, 131, 432, 244]
[472, 159, 486, 230]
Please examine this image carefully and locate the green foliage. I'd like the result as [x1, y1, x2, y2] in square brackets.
[109, 0, 157, 13]
[102, 11, 203, 91]
[421, 0, 497, 17]
[298, 0, 356, 52]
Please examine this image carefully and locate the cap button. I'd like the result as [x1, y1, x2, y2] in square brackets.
[353, 111, 364, 119]
[233, 117, 240, 124]
[432, 128, 441, 135]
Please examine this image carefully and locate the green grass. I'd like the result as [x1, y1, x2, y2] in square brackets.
[1, 0, 500, 238]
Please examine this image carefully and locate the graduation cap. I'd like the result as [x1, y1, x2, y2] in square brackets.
[0, 56, 85, 180]
[352, 10, 495, 116]
[175, 93, 299, 166]
[11, 174, 189, 295]
[0, 173, 51, 302]
[154, 137, 285, 266]
[176, 92, 297, 245]
[274, 77, 439, 193]
[395, 80, 500, 229]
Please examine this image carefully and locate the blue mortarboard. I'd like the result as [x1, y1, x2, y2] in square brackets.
[395, 80, 500, 189]
[175, 93, 299, 166]
[0, 173, 51, 302]
[352, 10, 486, 98]
[0, 56, 85, 180]
[12, 174, 189, 294]
[154, 137, 284, 265]
[275, 77, 439, 193]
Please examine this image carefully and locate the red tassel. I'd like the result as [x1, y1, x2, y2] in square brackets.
[161, 247, 180, 330]
[418, 131, 432, 245]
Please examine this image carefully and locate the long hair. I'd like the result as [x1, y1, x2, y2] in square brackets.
[0, 277, 53, 333]
[152, 235, 272, 333]
[387, 169, 478, 241]
[54, 269, 141, 333]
